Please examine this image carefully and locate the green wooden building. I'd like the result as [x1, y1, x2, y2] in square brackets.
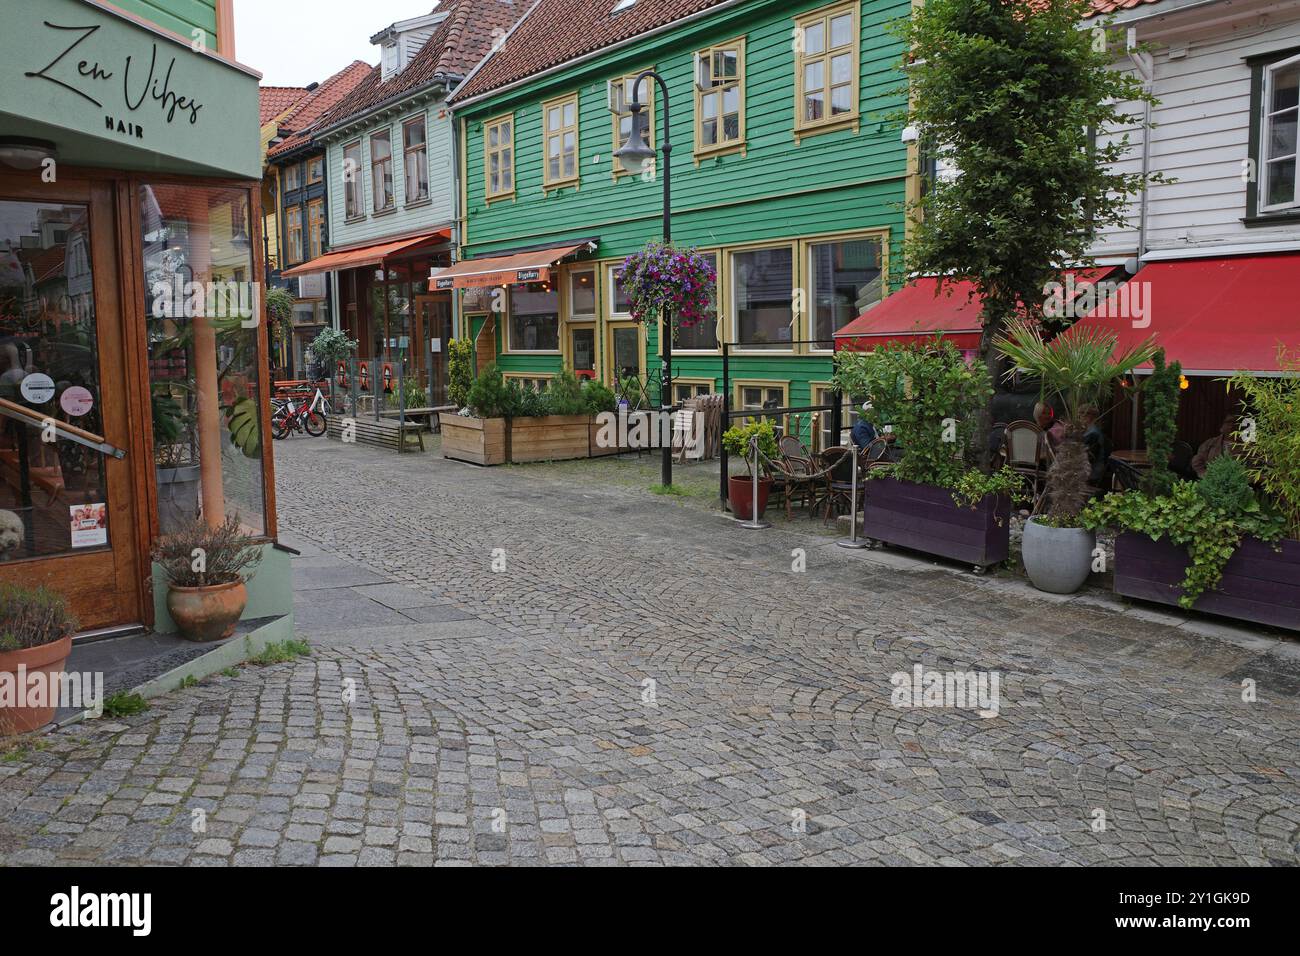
[445, 0, 916, 448]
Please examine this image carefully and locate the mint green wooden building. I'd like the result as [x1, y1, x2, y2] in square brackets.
[447, 0, 916, 448]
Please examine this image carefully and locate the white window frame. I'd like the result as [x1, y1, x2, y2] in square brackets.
[370, 127, 394, 213]
[1260, 53, 1300, 212]
[403, 116, 429, 205]
[343, 141, 363, 219]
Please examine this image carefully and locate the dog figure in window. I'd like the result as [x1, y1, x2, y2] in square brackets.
[0, 509, 23, 561]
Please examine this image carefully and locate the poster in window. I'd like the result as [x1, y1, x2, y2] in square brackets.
[69, 503, 107, 549]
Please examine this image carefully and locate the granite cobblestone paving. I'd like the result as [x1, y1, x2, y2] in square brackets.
[2, 438, 1299, 866]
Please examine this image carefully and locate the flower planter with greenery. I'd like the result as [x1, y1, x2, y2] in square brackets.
[834, 340, 1024, 571]
[153, 516, 262, 642]
[994, 320, 1158, 593]
[0, 584, 78, 735]
[440, 366, 619, 465]
[722, 419, 778, 520]
[1084, 358, 1300, 630]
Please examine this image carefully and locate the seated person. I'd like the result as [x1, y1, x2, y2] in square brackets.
[1192, 415, 1240, 478]
[1034, 402, 1066, 449]
[850, 403, 878, 449]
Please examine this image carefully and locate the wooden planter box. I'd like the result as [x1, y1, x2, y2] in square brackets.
[1115, 533, 1300, 632]
[439, 413, 506, 466]
[509, 415, 592, 463]
[862, 477, 1011, 570]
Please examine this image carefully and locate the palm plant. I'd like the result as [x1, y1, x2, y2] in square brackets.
[996, 318, 1157, 522]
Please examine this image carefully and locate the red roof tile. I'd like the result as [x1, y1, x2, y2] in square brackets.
[319, 0, 528, 131]
[260, 86, 310, 125]
[451, 0, 732, 103]
[266, 61, 375, 159]
[1085, 0, 1165, 18]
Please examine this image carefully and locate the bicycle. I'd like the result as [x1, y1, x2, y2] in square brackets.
[271, 394, 327, 439]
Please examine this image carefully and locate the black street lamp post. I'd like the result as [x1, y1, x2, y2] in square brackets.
[614, 70, 673, 488]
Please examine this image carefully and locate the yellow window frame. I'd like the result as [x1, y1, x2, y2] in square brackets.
[793, 1, 861, 140]
[484, 113, 515, 201]
[610, 71, 656, 178]
[542, 93, 580, 190]
[694, 37, 747, 159]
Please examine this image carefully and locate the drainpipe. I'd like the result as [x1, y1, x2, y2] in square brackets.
[1128, 27, 1155, 268]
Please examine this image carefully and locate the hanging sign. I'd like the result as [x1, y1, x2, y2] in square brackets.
[60, 386, 94, 417]
[20, 373, 56, 405]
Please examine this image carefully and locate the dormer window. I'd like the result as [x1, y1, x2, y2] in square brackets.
[612, 0, 636, 13]
[381, 42, 400, 82]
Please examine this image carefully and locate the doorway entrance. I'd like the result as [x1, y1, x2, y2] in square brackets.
[415, 294, 452, 405]
[0, 183, 146, 630]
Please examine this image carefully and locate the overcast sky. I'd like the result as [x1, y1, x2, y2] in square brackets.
[235, 0, 439, 86]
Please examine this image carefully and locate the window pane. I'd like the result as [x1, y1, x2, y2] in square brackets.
[805, 61, 824, 93]
[569, 270, 596, 319]
[501, 121, 512, 142]
[404, 119, 425, 149]
[502, 166, 513, 191]
[371, 131, 391, 161]
[563, 101, 576, 127]
[571, 327, 595, 372]
[548, 135, 560, 158]
[612, 272, 633, 313]
[831, 85, 852, 115]
[809, 238, 882, 345]
[702, 91, 717, 120]
[1266, 158, 1296, 205]
[676, 252, 717, 350]
[1272, 66, 1299, 112]
[0, 201, 113, 558]
[488, 125, 498, 148]
[716, 49, 737, 80]
[830, 13, 852, 47]
[702, 118, 718, 145]
[508, 284, 559, 350]
[549, 158, 560, 181]
[733, 247, 793, 348]
[612, 327, 639, 378]
[548, 106, 561, 131]
[805, 91, 825, 122]
[141, 185, 266, 535]
[1268, 110, 1298, 158]
[804, 20, 825, 55]
[832, 53, 853, 85]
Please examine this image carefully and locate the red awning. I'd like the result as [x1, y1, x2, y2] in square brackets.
[280, 230, 450, 278]
[1072, 254, 1300, 375]
[430, 241, 592, 291]
[833, 268, 1119, 352]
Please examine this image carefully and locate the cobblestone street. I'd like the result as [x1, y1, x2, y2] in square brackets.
[3, 437, 1300, 866]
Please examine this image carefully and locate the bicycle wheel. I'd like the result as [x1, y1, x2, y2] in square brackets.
[271, 414, 290, 440]
[303, 410, 327, 437]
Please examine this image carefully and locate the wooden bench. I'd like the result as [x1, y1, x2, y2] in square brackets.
[326, 415, 425, 453]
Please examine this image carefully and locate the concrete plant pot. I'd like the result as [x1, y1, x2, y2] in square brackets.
[1021, 518, 1095, 594]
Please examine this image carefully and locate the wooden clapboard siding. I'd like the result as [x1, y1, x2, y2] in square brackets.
[457, 0, 911, 430]
[1090, 3, 1300, 259]
[111, 0, 221, 51]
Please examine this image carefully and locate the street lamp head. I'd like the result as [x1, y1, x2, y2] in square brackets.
[614, 103, 655, 175]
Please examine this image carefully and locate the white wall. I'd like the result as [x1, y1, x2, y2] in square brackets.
[1089, 0, 1300, 259]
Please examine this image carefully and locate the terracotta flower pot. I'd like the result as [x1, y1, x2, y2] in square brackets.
[728, 475, 772, 521]
[167, 580, 247, 642]
[0, 635, 73, 735]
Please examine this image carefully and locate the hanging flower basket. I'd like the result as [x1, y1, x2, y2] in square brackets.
[616, 242, 717, 332]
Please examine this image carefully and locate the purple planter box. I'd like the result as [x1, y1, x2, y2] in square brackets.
[1114, 532, 1300, 632]
[861, 477, 1011, 569]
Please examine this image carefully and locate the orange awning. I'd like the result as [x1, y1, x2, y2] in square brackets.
[430, 241, 592, 291]
[281, 230, 450, 278]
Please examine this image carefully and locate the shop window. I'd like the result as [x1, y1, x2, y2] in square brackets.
[508, 283, 560, 351]
[371, 128, 394, 212]
[543, 94, 579, 188]
[485, 115, 515, 198]
[813, 384, 852, 450]
[307, 157, 324, 184]
[1260, 54, 1300, 211]
[343, 141, 363, 219]
[732, 247, 793, 349]
[0, 201, 111, 560]
[735, 382, 788, 432]
[141, 184, 267, 536]
[286, 206, 303, 265]
[674, 381, 713, 403]
[676, 251, 718, 350]
[568, 268, 596, 320]
[307, 200, 324, 261]
[609, 266, 633, 316]
[610, 75, 654, 175]
[404, 116, 429, 204]
[795, 2, 859, 134]
[695, 40, 745, 154]
[505, 374, 551, 392]
[808, 236, 882, 347]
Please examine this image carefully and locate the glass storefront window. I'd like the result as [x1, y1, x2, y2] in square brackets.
[733, 247, 793, 348]
[568, 268, 595, 320]
[810, 237, 881, 347]
[508, 283, 559, 351]
[570, 326, 595, 373]
[0, 201, 110, 559]
[142, 183, 266, 536]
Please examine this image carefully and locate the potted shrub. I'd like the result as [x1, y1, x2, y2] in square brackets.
[1084, 352, 1300, 630]
[0, 584, 78, 735]
[722, 419, 779, 520]
[834, 339, 1024, 571]
[441, 363, 515, 465]
[995, 319, 1157, 593]
[154, 515, 262, 641]
[508, 371, 593, 463]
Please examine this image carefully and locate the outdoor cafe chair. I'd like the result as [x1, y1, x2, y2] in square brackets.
[1003, 419, 1051, 503]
